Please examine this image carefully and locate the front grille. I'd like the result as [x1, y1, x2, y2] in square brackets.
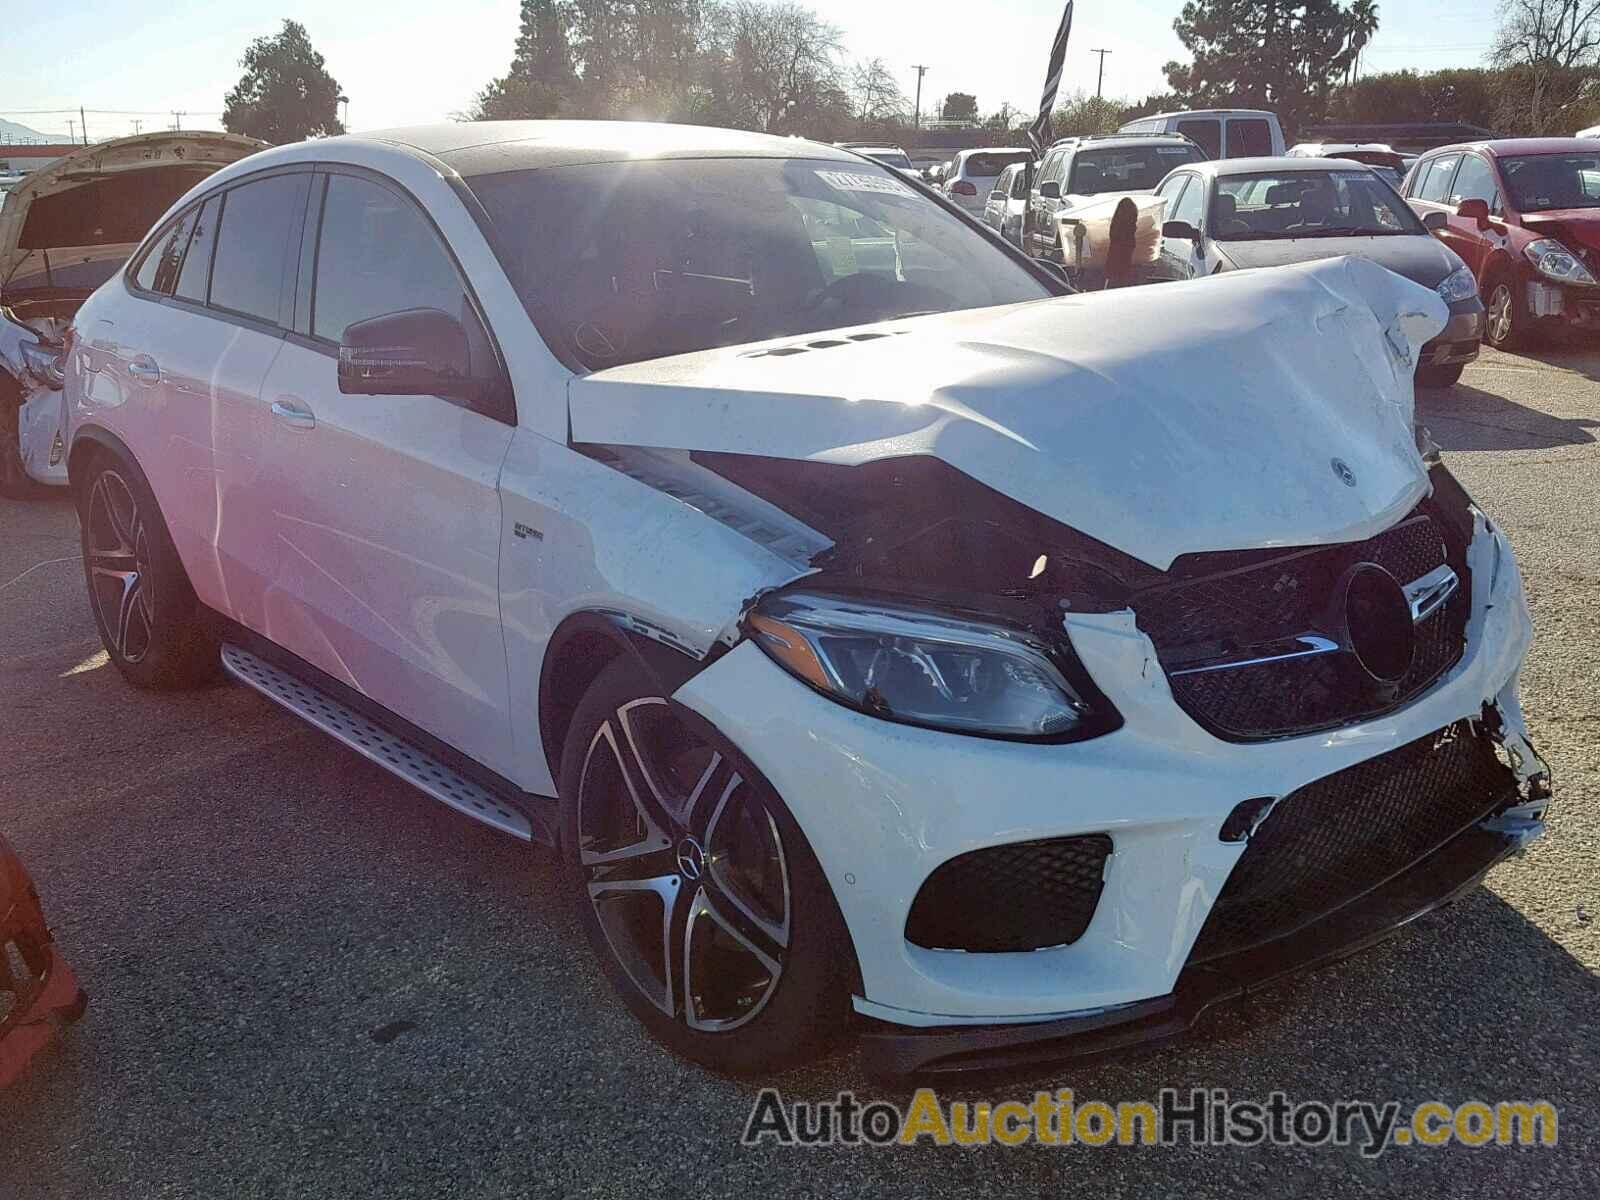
[1189, 722, 1516, 963]
[906, 835, 1113, 953]
[1135, 508, 1470, 740]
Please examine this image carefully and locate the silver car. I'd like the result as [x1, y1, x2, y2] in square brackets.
[983, 162, 1031, 248]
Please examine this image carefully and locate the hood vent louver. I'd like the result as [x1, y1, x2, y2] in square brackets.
[740, 329, 907, 360]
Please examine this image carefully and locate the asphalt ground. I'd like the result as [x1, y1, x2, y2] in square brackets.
[1, 344, 1596, 1197]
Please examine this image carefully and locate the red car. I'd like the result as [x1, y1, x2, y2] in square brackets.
[1, 835, 85, 1085]
[1403, 138, 1600, 349]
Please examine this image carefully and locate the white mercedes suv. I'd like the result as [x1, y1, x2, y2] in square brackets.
[61, 122, 1552, 1076]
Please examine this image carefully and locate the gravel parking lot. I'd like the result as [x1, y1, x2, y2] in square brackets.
[2, 344, 1596, 1198]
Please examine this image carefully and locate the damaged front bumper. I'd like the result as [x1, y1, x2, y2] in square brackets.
[1, 309, 69, 488]
[673, 511, 1548, 1073]
[1, 836, 87, 1086]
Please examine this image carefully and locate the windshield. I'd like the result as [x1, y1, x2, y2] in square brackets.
[1069, 144, 1205, 194]
[863, 150, 913, 170]
[470, 158, 1051, 371]
[1211, 169, 1426, 239]
[1499, 153, 1600, 212]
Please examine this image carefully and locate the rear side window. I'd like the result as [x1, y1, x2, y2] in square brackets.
[208, 173, 310, 325]
[1226, 119, 1273, 157]
[1038, 149, 1068, 186]
[1177, 119, 1222, 158]
[1416, 155, 1460, 203]
[310, 173, 466, 343]
[174, 198, 217, 303]
[133, 207, 198, 295]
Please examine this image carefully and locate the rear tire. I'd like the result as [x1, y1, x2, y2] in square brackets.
[75, 448, 220, 689]
[560, 657, 854, 1074]
[1416, 362, 1465, 389]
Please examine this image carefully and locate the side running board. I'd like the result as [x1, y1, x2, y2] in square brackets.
[221, 644, 545, 843]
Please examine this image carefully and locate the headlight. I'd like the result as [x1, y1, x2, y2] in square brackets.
[1436, 265, 1479, 303]
[1522, 238, 1597, 285]
[746, 590, 1108, 740]
[20, 340, 64, 389]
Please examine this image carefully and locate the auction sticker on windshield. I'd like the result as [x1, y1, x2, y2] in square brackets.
[815, 169, 914, 197]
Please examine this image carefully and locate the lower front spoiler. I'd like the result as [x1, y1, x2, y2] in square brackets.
[858, 820, 1528, 1078]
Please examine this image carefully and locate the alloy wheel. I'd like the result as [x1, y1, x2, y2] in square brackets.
[85, 470, 155, 664]
[1486, 283, 1514, 346]
[576, 698, 791, 1032]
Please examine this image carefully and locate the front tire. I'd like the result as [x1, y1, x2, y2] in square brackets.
[76, 450, 219, 689]
[1416, 362, 1465, 389]
[1483, 270, 1536, 351]
[559, 657, 853, 1074]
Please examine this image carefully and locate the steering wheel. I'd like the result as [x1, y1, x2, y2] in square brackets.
[801, 272, 901, 315]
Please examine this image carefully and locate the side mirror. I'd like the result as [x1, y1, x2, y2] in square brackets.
[1038, 181, 1061, 200]
[1162, 219, 1201, 241]
[1457, 198, 1491, 228]
[1421, 211, 1448, 233]
[338, 307, 483, 399]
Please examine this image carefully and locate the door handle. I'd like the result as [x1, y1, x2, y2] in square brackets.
[127, 356, 161, 384]
[270, 397, 316, 431]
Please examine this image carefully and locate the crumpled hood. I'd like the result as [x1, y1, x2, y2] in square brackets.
[568, 255, 1447, 571]
[1519, 209, 1600, 255]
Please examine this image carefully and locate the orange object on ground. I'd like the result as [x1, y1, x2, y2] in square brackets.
[0, 835, 86, 1086]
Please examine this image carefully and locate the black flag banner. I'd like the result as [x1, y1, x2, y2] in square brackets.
[1027, 1, 1075, 153]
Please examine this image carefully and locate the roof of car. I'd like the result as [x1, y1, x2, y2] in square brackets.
[354, 121, 857, 176]
[1187, 156, 1375, 177]
[1050, 133, 1197, 152]
[1445, 137, 1600, 157]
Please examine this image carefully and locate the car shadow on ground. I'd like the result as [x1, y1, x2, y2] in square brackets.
[1417, 383, 1597, 451]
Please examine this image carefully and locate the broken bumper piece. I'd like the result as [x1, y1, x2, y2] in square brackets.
[859, 765, 1548, 1078]
[1, 836, 86, 1087]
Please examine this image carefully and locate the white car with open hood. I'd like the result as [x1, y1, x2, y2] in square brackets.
[0, 131, 265, 496]
[60, 122, 1552, 1076]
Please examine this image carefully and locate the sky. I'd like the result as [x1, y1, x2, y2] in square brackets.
[2, 0, 1507, 142]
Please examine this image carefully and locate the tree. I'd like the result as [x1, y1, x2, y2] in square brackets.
[715, 0, 846, 132]
[222, 20, 344, 144]
[942, 92, 979, 122]
[1492, 0, 1600, 133]
[1326, 67, 1498, 128]
[983, 101, 1021, 132]
[1054, 91, 1124, 137]
[849, 57, 907, 126]
[1162, 0, 1381, 135]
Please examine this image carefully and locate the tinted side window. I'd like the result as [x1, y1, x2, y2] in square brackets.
[1039, 150, 1067, 186]
[1450, 155, 1498, 208]
[134, 208, 197, 295]
[1227, 119, 1273, 157]
[208, 173, 310, 325]
[1417, 155, 1460, 203]
[174, 198, 217, 303]
[1177, 119, 1222, 158]
[311, 173, 467, 344]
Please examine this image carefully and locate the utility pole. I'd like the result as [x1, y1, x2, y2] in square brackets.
[171, 111, 185, 131]
[131, 119, 142, 136]
[66, 118, 76, 143]
[80, 105, 88, 144]
[911, 64, 929, 128]
[1091, 48, 1112, 98]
